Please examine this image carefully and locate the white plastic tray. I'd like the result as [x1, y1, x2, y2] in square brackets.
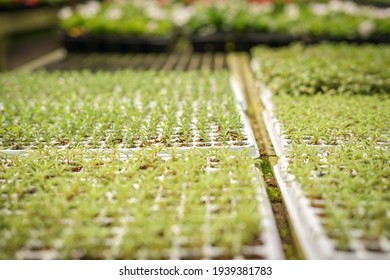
[251, 166, 285, 260]
[8, 157, 282, 260]
[254, 71, 390, 259]
[0, 78, 259, 158]
[0, 110, 259, 158]
[230, 77, 247, 112]
[258, 84, 389, 156]
[274, 156, 390, 259]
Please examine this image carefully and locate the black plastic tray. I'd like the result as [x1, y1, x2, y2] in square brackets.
[303, 34, 390, 45]
[190, 32, 296, 52]
[62, 34, 177, 53]
[190, 32, 390, 52]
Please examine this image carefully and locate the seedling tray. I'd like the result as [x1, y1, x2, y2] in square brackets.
[0, 150, 282, 259]
[42, 52, 228, 72]
[304, 35, 390, 45]
[235, 33, 297, 48]
[190, 33, 236, 52]
[0, 104, 259, 158]
[190, 32, 296, 52]
[274, 156, 390, 259]
[190, 32, 389, 53]
[0, 71, 259, 158]
[256, 81, 390, 156]
[62, 34, 177, 53]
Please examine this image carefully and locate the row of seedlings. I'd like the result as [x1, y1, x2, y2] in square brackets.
[251, 43, 390, 259]
[0, 69, 283, 259]
[0, 70, 258, 158]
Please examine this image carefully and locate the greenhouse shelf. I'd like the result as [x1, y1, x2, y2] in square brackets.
[274, 156, 390, 260]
